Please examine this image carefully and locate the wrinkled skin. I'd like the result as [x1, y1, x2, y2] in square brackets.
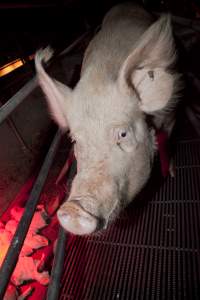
[35, 3, 180, 235]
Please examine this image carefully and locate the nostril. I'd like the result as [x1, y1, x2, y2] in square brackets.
[57, 200, 98, 235]
[96, 217, 107, 231]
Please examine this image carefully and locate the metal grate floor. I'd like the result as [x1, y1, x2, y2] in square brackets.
[59, 139, 200, 300]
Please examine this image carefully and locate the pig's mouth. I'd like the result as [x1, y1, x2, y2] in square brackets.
[57, 199, 107, 235]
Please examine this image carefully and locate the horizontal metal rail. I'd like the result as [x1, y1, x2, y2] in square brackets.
[0, 129, 62, 299]
[46, 159, 77, 300]
[0, 30, 92, 126]
[0, 77, 37, 125]
[59, 30, 92, 57]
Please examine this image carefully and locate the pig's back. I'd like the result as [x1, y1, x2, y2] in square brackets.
[81, 3, 154, 81]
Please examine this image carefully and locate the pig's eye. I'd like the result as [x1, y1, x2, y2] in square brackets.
[115, 127, 136, 152]
[116, 128, 129, 143]
[119, 131, 127, 138]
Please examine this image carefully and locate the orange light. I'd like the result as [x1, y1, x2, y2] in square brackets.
[0, 59, 23, 77]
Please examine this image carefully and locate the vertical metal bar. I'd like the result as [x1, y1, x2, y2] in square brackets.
[46, 159, 77, 300]
[46, 227, 67, 300]
[0, 130, 62, 299]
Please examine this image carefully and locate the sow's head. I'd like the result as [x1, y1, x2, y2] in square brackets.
[35, 14, 177, 235]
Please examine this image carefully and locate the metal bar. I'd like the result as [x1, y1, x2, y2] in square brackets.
[59, 30, 92, 57]
[0, 77, 37, 125]
[0, 129, 62, 299]
[0, 30, 92, 126]
[46, 158, 77, 300]
[46, 227, 67, 300]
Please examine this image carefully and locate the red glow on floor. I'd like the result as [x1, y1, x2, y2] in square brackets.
[0, 174, 67, 299]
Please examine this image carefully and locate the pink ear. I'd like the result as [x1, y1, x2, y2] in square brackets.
[132, 67, 175, 112]
[35, 48, 71, 130]
[118, 15, 177, 113]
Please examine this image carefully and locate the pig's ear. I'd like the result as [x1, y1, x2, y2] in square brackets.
[35, 47, 71, 130]
[118, 15, 176, 113]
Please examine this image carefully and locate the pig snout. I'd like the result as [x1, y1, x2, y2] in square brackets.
[57, 199, 106, 235]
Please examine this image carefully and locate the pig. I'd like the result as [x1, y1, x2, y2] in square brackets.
[35, 3, 180, 235]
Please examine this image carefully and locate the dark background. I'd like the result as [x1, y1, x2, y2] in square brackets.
[1, 0, 200, 111]
[0, 0, 199, 68]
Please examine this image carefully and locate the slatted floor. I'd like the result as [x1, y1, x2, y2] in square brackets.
[59, 139, 200, 300]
